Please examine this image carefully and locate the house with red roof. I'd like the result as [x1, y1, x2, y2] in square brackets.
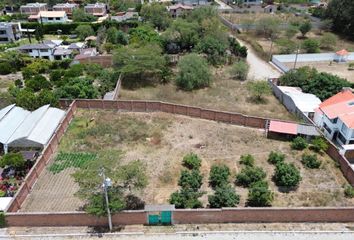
[314, 89, 354, 145]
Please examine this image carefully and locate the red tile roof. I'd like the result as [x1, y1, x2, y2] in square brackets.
[336, 49, 349, 56]
[269, 120, 298, 135]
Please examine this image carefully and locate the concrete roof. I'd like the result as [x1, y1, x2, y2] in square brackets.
[279, 86, 321, 113]
[38, 11, 66, 18]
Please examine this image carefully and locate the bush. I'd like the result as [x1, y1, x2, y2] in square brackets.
[299, 21, 312, 37]
[169, 188, 203, 209]
[124, 194, 145, 210]
[320, 33, 337, 50]
[182, 153, 201, 170]
[209, 164, 231, 189]
[291, 136, 308, 150]
[247, 81, 272, 103]
[235, 166, 266, 187]
[311, 137, 328, 153]
[302, 39, 320, 53]
[274, 163, 301, 189]
[344, 185, 354, 198]
[0, 212, 6, 228]
[0, 62, 13, 75]
[197, 35, 227, 65]
[50, 70, 63, 84]
[75, 25, 95, 41]
[239, 154, 255, 167]
[247, 180, 274, 207]
[229, 61, 249, 81]
[25, 75, 52, 92]
[0, 152, 25, 168]
[301, 153, 321, 169]
[176, 53, 212, 91]
[208, 184, 240, 208]
[268, 151, 285, 165]
[178, 169, 203, 191]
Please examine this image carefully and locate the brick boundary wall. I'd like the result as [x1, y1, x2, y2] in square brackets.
[4, 99, 354, 227]
[77, 55, 113, 68]
[6, 207, 354, 227]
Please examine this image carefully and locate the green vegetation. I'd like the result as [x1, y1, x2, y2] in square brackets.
[311, 137, 328, 153]
[279, 67, 351, 101]
[176, 54, 212, 91]
[0, 152, 25, 169]
[72, 8, 96, 23]
[49, 152, 97, 174]
[302, 39, 320, 53]
[209, 164, 231, 189]
[273, 162, 302, 189]
[247, 180, 274, 207]
[301, 153, 321, 169]
[182, 153, 202, 170]
[229, 61, 249, 81]
[75, 25, 95, 41]
[344, 185, 354, 198]
[268, 151, 285, 165]
[178, 170, 203, 191]
[0, 212, 6, 228]
[299, 21, 312, 38]
[320, 33, 338, 50]
[291, 137, 308, 150]
[235, 166, 266, 187]
[326, 0, 354, 39]
[247, 81, 272, 103]
[239, 154, 255, 167]
[208, 184, 240, 208]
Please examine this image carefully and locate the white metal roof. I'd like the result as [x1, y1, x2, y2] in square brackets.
[278, 86, 322, 113]
[0, 104, 15, 121]
[0, 104, 65, 148]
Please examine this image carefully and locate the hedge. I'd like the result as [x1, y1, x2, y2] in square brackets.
[21, 20, 140, 35]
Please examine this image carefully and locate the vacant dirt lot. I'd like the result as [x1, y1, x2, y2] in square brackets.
[120, 66, 294, 121]
[20, 110, 354, 212]
[284, 61, 354, 82]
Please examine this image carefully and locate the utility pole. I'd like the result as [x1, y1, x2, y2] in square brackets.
[293, 44, 300, 69]
[268, 34, 274, 62]
[100, 168, 113, 231]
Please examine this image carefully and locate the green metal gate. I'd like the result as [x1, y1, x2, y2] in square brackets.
[161, 211, 172, 224]
[148, 214, 160, 225]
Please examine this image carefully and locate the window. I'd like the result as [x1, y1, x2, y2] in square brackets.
[349, 102, 354, 106]
[341, 123, 349, 136]
[0, 30, 6, 35]
[323, 122, 332, 134]
[349, 140, 354, 145]
[330, 118, 338, 124]
[40, 49, 48, 52]
[48, 17, 53, 20]
[337, 132, 347, 145]
[56, 17, 61, 20]
[0, 37, 9, 41]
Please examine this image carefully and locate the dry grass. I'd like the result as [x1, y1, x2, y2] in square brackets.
[20, 110, 354, 212]
[120, 66, 295, 121]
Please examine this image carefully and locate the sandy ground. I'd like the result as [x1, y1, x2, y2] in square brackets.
[284, 61, 354, 82]
[236, 38, 281, 80]
[0, 72, 21, 93]
[20, 111, 354, 212]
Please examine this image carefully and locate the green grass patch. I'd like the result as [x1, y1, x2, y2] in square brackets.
[49, 152, 96, 174]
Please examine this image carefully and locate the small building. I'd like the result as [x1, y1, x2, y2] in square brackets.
[167, 4, 194, 18]
[111, 11, 139, 22]
[31, 11, 68, 23]
[264, 5, 277, 14]
[73, 47, 98, 60]
[174, 0, 208, 6]
[53, 47, 73, 60]
[0, 104, 65, 153]
[242, 0, 263, 5]
[334, 49, 349, 63]
[18, 43, 56, 60]
[0, 22, 21, 44]
[267, 120, 319, 140]
[20, 3, 47, 15]
[314, 89, 354, 145]
[68, 42, 85, 51]
[84, 3, 107, 17]
[53, 3, 78, 16]
[278, 86, 322, 119]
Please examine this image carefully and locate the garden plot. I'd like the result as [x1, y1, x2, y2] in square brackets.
[283, 61, 354, 82]
[20, 110, 354, 212]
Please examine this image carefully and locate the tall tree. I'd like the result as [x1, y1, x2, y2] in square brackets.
[326, 0, 354, 39]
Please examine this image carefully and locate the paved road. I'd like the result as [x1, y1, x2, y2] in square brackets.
[2, 231, 354, 240]
[236, 38, 282, 80]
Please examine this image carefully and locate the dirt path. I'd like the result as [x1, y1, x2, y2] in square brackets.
[237, 38, 282, 80]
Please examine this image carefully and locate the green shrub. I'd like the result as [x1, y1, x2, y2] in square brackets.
[0, 152, 25, 168]
[311, 137, 328, 153]
[0, 62, 13, 75]
[178, 169, 203, 191]
[274, 163, 302, 189]
[208, 184, 240, 208]
[302, 39, 320, 53]
[229, 60, 249, 81]
[344, 185, 354, 198]
[240, 154, 255, 167]
[182, 153, 202, 170]
[235, 166, 266, 187]
[291, 137, 308, 150]
[209, 164, 231, 189]
[169, 188, 203, 209]
[247, 180, 274, 207]
[267, 151, 285, 165]
[0, 212, 6, 228]
[301, 153, 321, 169]
[176, 53, 212, 91]
[25, 75, 52, 92]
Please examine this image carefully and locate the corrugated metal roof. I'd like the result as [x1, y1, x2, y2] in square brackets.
[297, 124, 320, 136]
[0, 104, 15, 121]
[0, 107, 30, 144]
[269, 120, 297, 135]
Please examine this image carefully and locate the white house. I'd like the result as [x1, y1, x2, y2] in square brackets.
[34, 11, 68, 23]
[18, 43, 56, 60]
[314, 89, 354, 146]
